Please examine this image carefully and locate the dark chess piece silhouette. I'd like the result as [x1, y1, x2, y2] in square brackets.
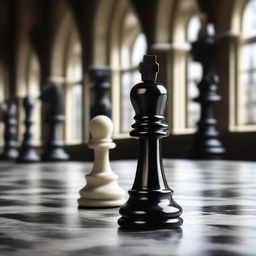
[190, 30, 225, 159]
[17, 96, 40, 163]
[0, 103, 18, 160]
[118, 55, 183, 230]
[90, 67, 112, 119]
[40, 82, 69, 161]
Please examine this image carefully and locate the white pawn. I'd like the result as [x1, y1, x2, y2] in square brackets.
[78, 115, 126, 208]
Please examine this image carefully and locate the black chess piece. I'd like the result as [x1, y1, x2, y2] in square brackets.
[90, 67, 112, 118]
[40, 82, 69, 161]
[190, 32, 225, 159]
[16, 96, 40, 163]
[0, 103, 18, 160]
[118, 55, 183, 230]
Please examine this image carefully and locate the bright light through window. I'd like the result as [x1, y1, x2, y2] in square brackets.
[242, 0, 256, 39]
[67, 38, 83, 141]
[187, 16, 201, 43]
[239, 0, 256, 125]
[71, 84, 83, 139]
[131, 34, 147, 66]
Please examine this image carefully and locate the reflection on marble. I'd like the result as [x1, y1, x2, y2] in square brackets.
[0, 160, 255, 255]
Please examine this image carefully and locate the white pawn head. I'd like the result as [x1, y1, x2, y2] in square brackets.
[90, 115, 113, 140]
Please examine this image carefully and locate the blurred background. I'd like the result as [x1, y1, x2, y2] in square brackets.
[0, 0, 255, 161]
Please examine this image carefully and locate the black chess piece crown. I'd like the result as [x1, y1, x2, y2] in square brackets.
[17, 96, 40, 163]
[118, 55, 183, 230]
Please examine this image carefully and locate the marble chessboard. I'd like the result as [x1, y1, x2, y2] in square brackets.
[0, 159, 255, 256]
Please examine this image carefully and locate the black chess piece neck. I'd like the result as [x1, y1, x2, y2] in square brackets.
[118, 55, 183, 230]
[40, 83, 69, 161]
[90, 67, 112, 118]
[0, 103, 18, 160]
[17, 96, 40, 163]
[190, 34, 225, 159]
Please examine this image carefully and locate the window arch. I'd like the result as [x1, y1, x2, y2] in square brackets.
[65, 29, 83, 142]
[238, 0, 256, 125]
[120, 33, 147, 132]
[172, 13, 214, 132]
[51, 11, 83, 144]
[111, 8, 147, 137]
[170, 0, 203, 134]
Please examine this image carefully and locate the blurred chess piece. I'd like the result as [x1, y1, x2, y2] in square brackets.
[17, 96, 40, 163]
[190, 22, 225, 159]
[78, 115, 125, 208]
[90, 67, 112, 119]
[0, 103, 18, 160]
[39, 82, 69, 161]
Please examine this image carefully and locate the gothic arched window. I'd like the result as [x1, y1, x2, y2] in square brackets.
[120, 33, 147, 132]
[65, 31, 83, 142]
[51, 11, 84, 145]
[239, 0, 256, 125]
[111, 9, 147, 137]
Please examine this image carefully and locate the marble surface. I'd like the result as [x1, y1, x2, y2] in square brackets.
[0, 159, 255, 256]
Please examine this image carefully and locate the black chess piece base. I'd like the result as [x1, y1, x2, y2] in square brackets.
[41, 146, 69, 162]
[191, 137, 225, 160]
[16, 148, 40, 163]
[118, 189, 183, 230]
[0, 148, 18, 160]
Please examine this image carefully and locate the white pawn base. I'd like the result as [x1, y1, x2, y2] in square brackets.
[78, 198, 126, 208]
[78, 173, 126, 208]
